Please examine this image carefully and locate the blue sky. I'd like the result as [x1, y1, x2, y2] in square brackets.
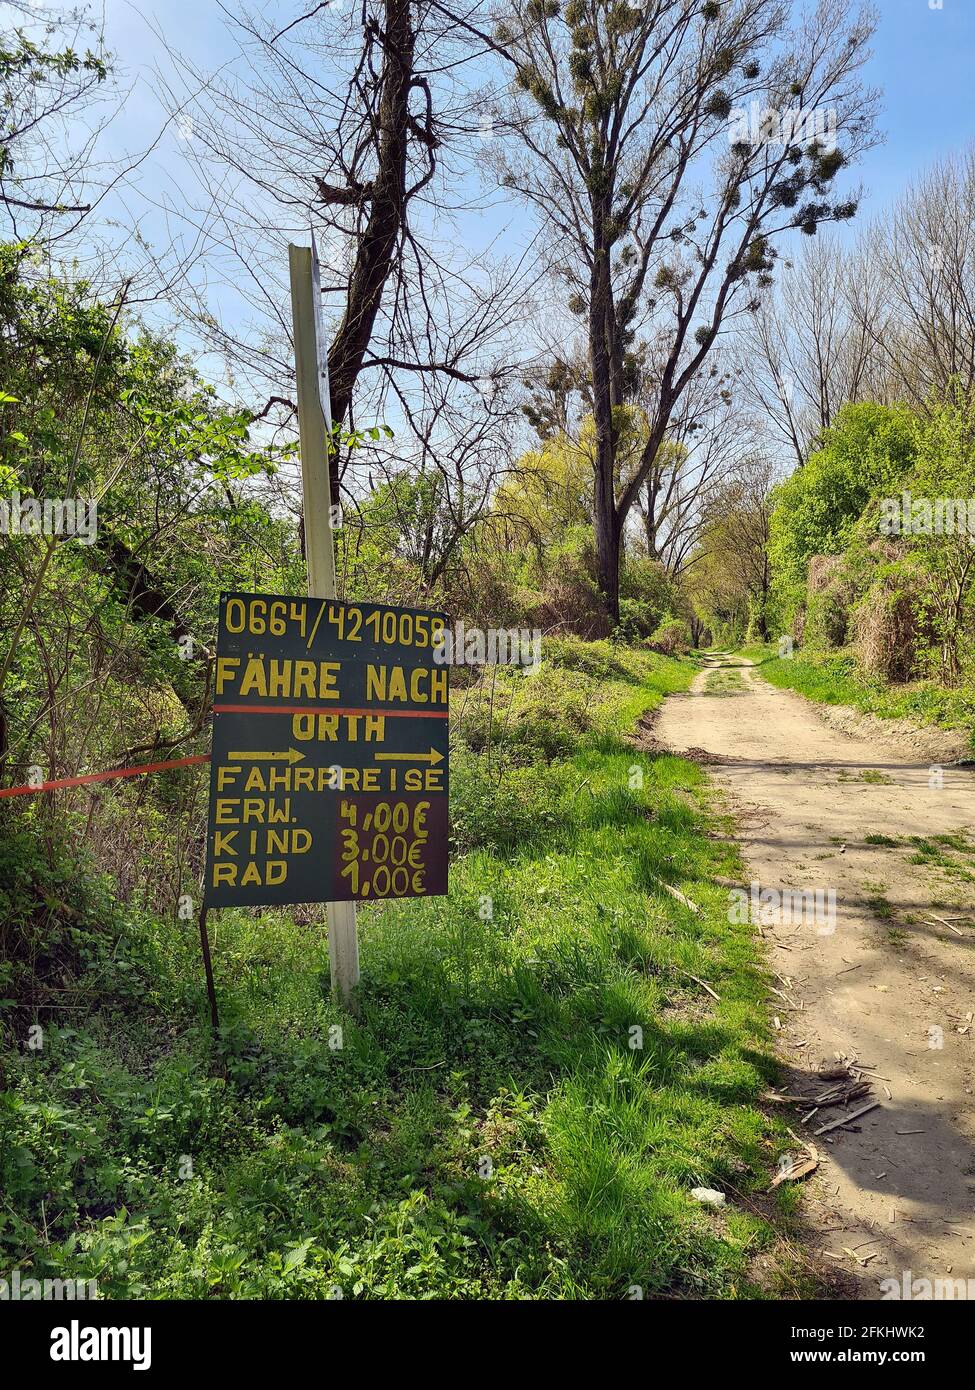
[88, 0, 975, 222]
[858, 0, 975, 211]
[11, 0, 975, 357]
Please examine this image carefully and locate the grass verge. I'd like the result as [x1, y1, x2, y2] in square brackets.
[0, 642, 808, 1299]
[738, 644, 975, 746]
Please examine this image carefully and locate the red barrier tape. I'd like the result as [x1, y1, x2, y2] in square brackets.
[0, 705, 449, 798]
[0, 753, 212, 799]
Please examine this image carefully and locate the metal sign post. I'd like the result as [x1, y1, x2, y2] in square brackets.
[288, 239, 359, 1003]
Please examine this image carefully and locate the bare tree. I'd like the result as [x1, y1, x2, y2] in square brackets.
[687, 452, 776, 638]
[634, 354, 755, 573]
[347, 362, 522, 591]
[0, 4, 120, 246]
[153, 1, 533, 529]
[738, 232, 891, 467]
[871, 149, 975, 404]
[476, 0, 878, 619]
[744, 145, 975, 466]
[519, 333, 757, 578]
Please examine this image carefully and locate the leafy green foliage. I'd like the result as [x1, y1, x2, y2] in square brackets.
[768, 402, 917, 619]
[0, 247, 302, 892]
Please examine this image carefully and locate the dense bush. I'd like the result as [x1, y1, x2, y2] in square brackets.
[768, 402, 917, 626]
[448, 745, 577, 853]
[648, 616, 692, 656]
[776, 387, 975, 694]
[543, 634, 644, 681]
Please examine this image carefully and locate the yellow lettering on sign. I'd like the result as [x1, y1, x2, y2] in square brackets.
[215, 657, 240, 694]
[318, 662, 340, 699]
[366, 665, 447, 704]
[268, 660, 290, 697]
[239, 657, 267, 697]
[234, 657, 342, 701]
[293, 661, 317, 699]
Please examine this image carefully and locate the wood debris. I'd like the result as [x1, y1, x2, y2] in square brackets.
[843, 1245, 879, 1266]
[813, 1100, 880, 1136]
[767, 1061, 877, 1141]
[676, 968, 720, 1000]
[656, 880, 700, 913]
[769, 1129, 820, 1189]
[924, 912, 966, 936]
[812, 1077, 873, 1108]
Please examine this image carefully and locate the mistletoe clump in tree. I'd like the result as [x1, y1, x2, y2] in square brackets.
[489, 0, 879, 619]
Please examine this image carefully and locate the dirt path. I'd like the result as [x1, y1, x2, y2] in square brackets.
[657, 655, 975, 1297]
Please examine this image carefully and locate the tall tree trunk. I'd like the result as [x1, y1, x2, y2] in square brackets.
[594, 501, 621, 626]
[589, 204, 620, 623]
[325, 0, 415, 443]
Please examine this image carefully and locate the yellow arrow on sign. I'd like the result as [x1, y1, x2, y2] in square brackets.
[375, 748, 444, 766]
[227, 748, 306, 764]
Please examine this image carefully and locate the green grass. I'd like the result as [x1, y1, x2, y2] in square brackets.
[0, 643, 806, 1300]
[864, 894, 895, 921]
[452, 635, 697, 768]
[737, 645, 975, 746]
[907, 834, 975, 883]
[704, 666, 745, 696]
[837, 767, 893, 785]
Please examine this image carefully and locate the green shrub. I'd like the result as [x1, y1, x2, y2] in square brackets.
[544, 634, 641, 681]
[449, 745, 576, 853]
[456, 666, 596, 763]
[804, 584, 850, 649]
[768, 401, 918, 624]
[618, 556, 678, 638]
[648, 617, 691, 656]
[0, 818, 186, 1019]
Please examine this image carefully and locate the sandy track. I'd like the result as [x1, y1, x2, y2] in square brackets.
[657, 656, 975, 1297]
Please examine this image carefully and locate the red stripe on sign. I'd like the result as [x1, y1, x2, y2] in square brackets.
[0, 753, 211, 799]
[212, 704, 448, 718]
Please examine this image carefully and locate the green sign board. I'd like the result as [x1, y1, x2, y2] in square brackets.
[204, 593, 449, 907]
